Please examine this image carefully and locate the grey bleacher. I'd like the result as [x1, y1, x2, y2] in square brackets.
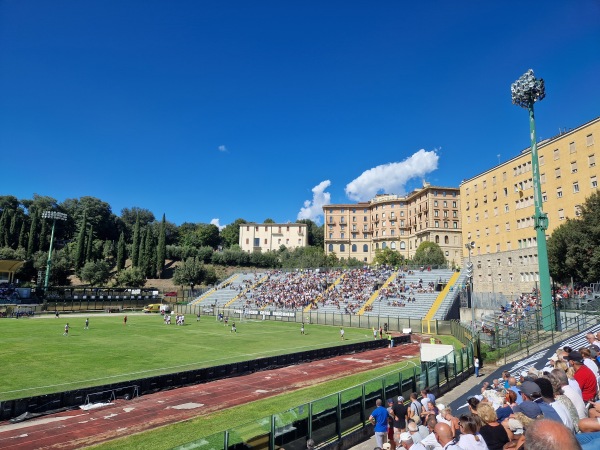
[362, 269, 455, 320]
[191, 272, 266, 309]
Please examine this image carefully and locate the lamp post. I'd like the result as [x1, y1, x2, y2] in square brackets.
[511, 69, 554, 330]
[42, 211, 67, 294]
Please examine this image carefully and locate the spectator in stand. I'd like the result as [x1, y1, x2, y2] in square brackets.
[457, 414, 488, 450]
[542, 372, 580, 432]
[369, 399, 389, 448]
[580, 347, 600, 379]
[568, 351, 598, 402]
[551, 368, 587, 420]
[476, 402, 511, 450]
[517, 419, 582, 450]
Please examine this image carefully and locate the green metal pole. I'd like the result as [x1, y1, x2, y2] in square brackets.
[528, 105, 554, 330]
[43, 218, 57, 292]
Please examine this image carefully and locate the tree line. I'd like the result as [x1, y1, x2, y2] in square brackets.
[0, 193, 461, 290]
[0, 194, 331, 289]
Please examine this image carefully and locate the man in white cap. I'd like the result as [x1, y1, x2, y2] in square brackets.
[398, 431, 428, 449]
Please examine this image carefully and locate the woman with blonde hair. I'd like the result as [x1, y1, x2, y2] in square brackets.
[476, 402, 511, 450]
[457, 414, 489, 449]
[440, 405, 460, 438]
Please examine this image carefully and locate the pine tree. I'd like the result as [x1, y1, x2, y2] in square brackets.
[156, 214, 166, 278]
[131, 215, 140, 267]
[27, 212, 38, 258]
[117, 232, 126, 271]
[75, 211, 87, 271]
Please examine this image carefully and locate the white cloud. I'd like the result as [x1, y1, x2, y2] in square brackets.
[344, 149, 439, 201]
[210, 218, 225, 230]
[297, 180, 331, 224]
[218, 145, 228, 152]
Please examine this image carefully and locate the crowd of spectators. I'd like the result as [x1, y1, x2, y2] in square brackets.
[445, 334, 600, 449]
[232, 266, 449, 315]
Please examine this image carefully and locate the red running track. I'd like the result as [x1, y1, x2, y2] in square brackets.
[0, 342, 420, 449]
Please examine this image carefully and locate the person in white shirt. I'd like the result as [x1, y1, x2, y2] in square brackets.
[554, 367, 588, 419]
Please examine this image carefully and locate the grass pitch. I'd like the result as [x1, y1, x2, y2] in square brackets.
[0, 313, 372, 401]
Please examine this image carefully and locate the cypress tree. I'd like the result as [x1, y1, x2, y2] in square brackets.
[138, 227, 147, 275]
[9, 212, 18, 249]
[85, 225, 94, 262]
[75, 211, 87, 271]
[131, 215, 140, 267]
[27, 212, 38, 258]
[156, 214, 166, 278]
[117, 232, 126, 271]
[145, 226, 156, 278]
[0, 210, 7, 248]
[38, 214, 48, 252]
[18, 221, 27, 249]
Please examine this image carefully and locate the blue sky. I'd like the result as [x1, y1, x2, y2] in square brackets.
[1, 1, 599, 228]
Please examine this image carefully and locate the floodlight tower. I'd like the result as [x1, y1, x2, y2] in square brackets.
[42, 211, 68, 293]
[511, 69, 554, 330]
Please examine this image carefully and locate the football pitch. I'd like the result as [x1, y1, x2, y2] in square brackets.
[0, 313, 374, 401]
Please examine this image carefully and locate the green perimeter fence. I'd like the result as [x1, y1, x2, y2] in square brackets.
[174, 321, 474, 450]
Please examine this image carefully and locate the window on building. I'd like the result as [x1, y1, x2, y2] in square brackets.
[592, 176, 598, 189]
[542, 192, 547, 202]
[328, 244, 333, 251]
[444, 222, 449, 229]
[569, 141, 576, 153]
[555, 167, 561, 178]
[445, 236, 449, 244]
[590, 154, 596, 167]
[503, 171, 507, 180]
[573, 181, 580, 193]
[558, 209, 565, 220]
[557, 187, 563, 198]
[587, 134, 595, 146]
[505, 222, 510, 231]
[400, 241, 406, 250]
[435, 221, 439, 227]
[540, 173, 546, 183]
[553, 148, 559, 160]
[340, 244, 345, 252]
[575, 205, 582, 217]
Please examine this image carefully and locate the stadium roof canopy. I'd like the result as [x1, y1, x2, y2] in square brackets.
[0, 260, 25, 283]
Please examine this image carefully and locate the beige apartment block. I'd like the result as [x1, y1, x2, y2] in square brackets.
[239, 223, 308, 253]
[460, 116, 600, 296]
[323, 183, 462, 265]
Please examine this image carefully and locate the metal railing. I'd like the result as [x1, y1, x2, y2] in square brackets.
[174, 334, 474, 450]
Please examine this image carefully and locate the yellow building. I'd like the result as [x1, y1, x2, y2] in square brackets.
[460, 116, 599, 296]
[323, 183, 462, 265]
[239, 223, 308, 253]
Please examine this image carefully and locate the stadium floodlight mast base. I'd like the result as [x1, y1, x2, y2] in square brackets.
[511, 69, 554, 331]
[42, 211, 68, 295]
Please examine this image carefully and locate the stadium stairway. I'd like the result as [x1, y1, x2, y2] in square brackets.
[303, 272, 345, 313]
[357, 272, 398, 315]
[423, 270, 461, 320]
